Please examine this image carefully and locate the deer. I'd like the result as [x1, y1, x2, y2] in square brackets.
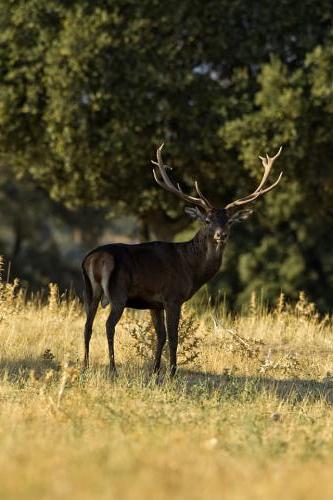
[81, 144, 283, 377]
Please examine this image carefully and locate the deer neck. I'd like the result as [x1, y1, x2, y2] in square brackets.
[184, 227, 225, 283]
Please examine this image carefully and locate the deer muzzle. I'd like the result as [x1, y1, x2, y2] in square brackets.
[214, 229, 228, 244]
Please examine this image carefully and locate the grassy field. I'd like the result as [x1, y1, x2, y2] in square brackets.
[1, 276, 333, 499]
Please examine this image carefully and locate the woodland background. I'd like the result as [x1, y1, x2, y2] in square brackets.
[0, 0, 332, 310]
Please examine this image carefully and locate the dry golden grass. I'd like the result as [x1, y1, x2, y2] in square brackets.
[1, 272, 333, 499]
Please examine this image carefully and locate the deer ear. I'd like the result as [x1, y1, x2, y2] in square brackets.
[228, 209, 253, 226]
[185, 206, 206, 221]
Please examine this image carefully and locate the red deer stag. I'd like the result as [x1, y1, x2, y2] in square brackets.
[82, 145, 283, 376]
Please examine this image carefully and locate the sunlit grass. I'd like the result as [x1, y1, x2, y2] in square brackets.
[1, 269, 333, 499]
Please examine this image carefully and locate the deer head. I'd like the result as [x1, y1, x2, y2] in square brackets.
[152, 144, 283, 245]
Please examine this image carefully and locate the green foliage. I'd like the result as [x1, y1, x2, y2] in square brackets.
[220, 44, 333, 310]
[0, 1, 333, 308]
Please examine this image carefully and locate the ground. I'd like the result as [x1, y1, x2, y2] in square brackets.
[0, 284, 333, 500]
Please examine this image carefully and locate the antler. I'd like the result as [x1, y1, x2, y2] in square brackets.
[225, 146, 283, 210]
[152, 144, 213, 211]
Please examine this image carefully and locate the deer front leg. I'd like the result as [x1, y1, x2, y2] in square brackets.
[150, 309, 167, 375]
[165, 302, 181, 377]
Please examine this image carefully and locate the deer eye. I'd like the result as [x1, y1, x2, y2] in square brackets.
[205, 217, 211, 224]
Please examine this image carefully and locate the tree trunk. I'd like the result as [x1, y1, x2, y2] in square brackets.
[11, 221, 23, 260]
[141, 210, 190, 241]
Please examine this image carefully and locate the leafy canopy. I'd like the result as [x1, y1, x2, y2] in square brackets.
[1, 0, 333, 308]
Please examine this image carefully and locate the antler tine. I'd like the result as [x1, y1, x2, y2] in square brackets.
[152, 144, 212, 210]
[225, 146, 283, 210]
[256, 145, 282, 193]
[194, 180, 213, 209]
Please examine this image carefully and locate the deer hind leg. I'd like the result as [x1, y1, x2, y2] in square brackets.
[82, 260, 102, 369]
[165, 302, 181, 377]
[82, 251, 114, 368]
[83, 293, 101, 368]
[150, 309, 167, 375]
[106, 300, 126, 375]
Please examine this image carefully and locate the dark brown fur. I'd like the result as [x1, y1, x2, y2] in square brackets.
[82, 209, 229, 376]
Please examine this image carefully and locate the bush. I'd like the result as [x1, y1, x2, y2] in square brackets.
[123, 306, 204, 366]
